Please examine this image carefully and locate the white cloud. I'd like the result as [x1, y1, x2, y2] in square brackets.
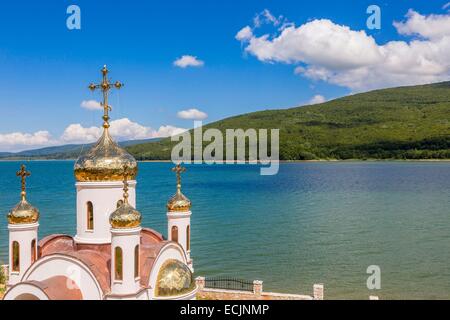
[60, 124, 101, 143]
[60, 118, 187, 144]
[253, 9, 286, 29]
[308, 95, 327, 105]
[177, 108, 208, 120]
[155, 125, 187, 137]
[236, 26, 253, 41]
[244, 19, 382, 69]
[238, 9, 450, 91]
[0, 131, 55, 152]
[394, 9, 450, 39]
[444, 2, 450, 10]
[80, 100, 102, 110]
[173, 55, 204, 68]
[1, 119, 187, 152]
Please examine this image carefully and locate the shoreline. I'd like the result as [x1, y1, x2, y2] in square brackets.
[0, 158, 450, 163]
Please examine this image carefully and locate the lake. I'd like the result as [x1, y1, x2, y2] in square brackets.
[0, 161, 449, 299]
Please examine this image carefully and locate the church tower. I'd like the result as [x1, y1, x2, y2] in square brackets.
[167, 164, 193, 271]
[7, 165, 39, 286]
[109, 168, 142, 296]
[74, 66, 138, 244]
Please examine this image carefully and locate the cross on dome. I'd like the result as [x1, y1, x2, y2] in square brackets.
[16, 164, 31, 201]
[172, 163, 186, 193]
[88, 65, 124, 129]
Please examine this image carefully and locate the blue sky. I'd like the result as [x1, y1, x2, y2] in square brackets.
[0, 0, 449, 151]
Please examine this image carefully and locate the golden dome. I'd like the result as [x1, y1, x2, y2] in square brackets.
[74, 128, 138, 182]
[75, 65, 136, 182]
[155, 259, 195, 297]
[8, 199, 39, 225]
[109, 171, 141, 229]
[8, 164, 39, 224]
[167, 190, 191, 212]
[109, 202, 141, 229]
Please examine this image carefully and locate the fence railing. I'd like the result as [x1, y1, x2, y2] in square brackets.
[204, 277, 254, 292]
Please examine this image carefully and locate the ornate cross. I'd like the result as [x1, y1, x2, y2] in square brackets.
[88, 65, 123, 129]
[16, 164, 31, 200]
[172, 164, 186, 192]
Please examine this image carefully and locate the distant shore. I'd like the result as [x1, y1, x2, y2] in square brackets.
[1, 158, 449, 163]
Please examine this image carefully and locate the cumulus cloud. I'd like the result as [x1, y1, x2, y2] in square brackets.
[177, 108, 208, 120]
[0, 131, 55, 151]
[61, 118, 187, 144]
[173, 55, 204, 68]
[238, 9, 450, 91]
[308, 95, 327, 105]
[60, 124, 101, 143]
[155, 125, 187, 137]
[80, 100, 102, 110]
[394, 9, 450, 39]
[1, 119, 187, 152]
[236, 26, 253, 41]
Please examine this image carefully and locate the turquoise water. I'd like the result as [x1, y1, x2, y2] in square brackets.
[0, 161, 449, 299]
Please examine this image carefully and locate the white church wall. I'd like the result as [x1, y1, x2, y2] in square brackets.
[22, 255, 103, 300]
[111, 227, 141, 295]
[3, 283, 49, 300]
[8, 222, 38, 286]
[75, 181, 136, 244]
[167, 211, 191, 260]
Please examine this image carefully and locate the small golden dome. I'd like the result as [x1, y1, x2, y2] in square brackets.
[155, 259, 195, 297]
[109, 168, 141, 229]
[8, 164, 39, 224]
[8, 199, 39, 224]
[167, 191, 191, 212]
[74, 128, 138, 182]
[109, 202, 141, 229]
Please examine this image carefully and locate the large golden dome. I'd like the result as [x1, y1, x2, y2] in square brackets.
[155, 259, 195, 297]
[8, 199, 39, 225]
[75, 65, 136, 182]
[74, 128, 137, 182]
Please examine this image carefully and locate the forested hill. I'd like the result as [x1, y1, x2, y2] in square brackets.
[127, 82, 450, 160]
[2, 82, 449, 161]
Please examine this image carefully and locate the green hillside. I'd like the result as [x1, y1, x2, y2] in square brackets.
[127, 82, 450, 160]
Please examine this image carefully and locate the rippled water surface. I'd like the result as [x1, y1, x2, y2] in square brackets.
[0, 161, 449, 299]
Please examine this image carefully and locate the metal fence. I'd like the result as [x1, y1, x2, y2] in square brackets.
[204, 277, 254, 292]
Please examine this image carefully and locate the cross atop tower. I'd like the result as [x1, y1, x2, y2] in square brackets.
[88, 65, 123, 129]
[172, 163, 186, 193]
[16, 164, 31, 201]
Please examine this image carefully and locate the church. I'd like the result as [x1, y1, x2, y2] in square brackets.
[2, 66, 197, 300]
